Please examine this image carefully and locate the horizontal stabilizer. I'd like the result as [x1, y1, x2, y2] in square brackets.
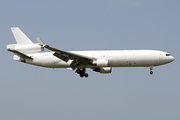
[8, 49, 33, 60]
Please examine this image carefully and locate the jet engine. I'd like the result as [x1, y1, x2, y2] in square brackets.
[92, 59, 109, 67]
[93, 67, 112, 73]
[7, 44, 44, 54]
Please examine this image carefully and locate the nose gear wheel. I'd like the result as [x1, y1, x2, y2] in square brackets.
[150, 66, 153, 75]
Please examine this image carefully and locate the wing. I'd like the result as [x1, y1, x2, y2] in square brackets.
[37, 38, 95, 69]
[8, 49, 33, 60]
[45, 45, 94, 62]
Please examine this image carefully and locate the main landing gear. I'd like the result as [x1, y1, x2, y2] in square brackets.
[76, 68, 88, 78]
[150, 66, 153, 75]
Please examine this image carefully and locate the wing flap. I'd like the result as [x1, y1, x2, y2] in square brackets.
[53, 51, 69, 62]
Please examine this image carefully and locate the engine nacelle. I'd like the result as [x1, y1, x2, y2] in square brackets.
[93, 67, 112, 74]
[7, 44, 44, 53]
[92, 59, 109, 67]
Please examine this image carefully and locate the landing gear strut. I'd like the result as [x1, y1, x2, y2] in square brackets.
[150, 66, 153, 75]
[76, 68, 88, 78]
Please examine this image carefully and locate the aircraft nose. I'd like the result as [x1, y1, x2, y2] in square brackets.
[171, 56, 175, 61]
[168, 56, 175, 62]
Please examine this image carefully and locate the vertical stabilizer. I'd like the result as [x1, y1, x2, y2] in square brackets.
[11, 27, 34, 44]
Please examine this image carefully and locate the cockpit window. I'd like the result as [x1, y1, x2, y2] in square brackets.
[166, 54, 171, 56]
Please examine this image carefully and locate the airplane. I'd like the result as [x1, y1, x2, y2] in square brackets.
[7, 27, 174, 78]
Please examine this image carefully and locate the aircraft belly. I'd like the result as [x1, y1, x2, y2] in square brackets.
[25, 53, 66, 68]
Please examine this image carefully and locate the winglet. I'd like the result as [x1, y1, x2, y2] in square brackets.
[36, 37, 45, 46]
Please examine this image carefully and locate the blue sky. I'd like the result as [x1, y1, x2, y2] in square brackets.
[1, 0, 180, 120]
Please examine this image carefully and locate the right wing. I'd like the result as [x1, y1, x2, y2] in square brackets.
[45, 45, 94, 62]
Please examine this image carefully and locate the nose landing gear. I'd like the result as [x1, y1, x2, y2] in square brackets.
[150, 66, 153, 75]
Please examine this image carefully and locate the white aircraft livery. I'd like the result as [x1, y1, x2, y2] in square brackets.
[7, 27, 174, 78]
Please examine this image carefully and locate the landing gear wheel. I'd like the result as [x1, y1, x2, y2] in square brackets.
[84, 73, 88, 78]
[79, 73, 88, 78]
[80, 74, 84, 78]
[76, 68, 89, 78]
[149, 66, 153, 75]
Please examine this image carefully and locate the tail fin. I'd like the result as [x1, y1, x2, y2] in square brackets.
[11, 27, 34, 44]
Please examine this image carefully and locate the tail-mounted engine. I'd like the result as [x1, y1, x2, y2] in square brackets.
[7, 44, 44, 54]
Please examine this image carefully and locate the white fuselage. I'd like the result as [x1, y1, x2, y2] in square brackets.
[13, 50, 174, 68]
[8, 27, 175, 77]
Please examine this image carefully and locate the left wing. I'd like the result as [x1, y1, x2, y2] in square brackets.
[37, 38, 95, 69]
[8, 49, 33, 60]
